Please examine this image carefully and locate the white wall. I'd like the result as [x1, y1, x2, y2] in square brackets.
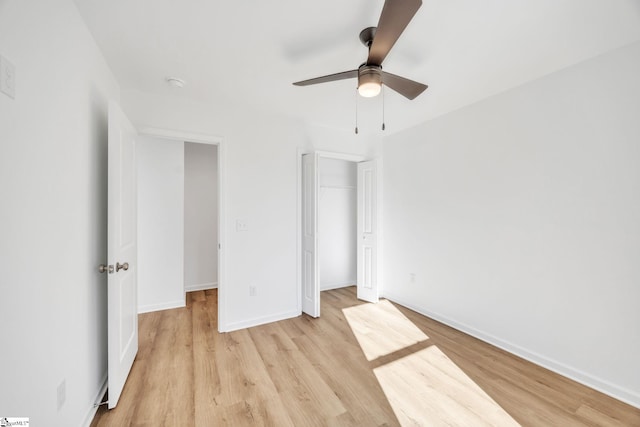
[382, 42, 640, 407]
[318, 158, 357, 290]
[0, 1, 120, 425]
[184, 142, 218, 291]
[301, 122, 382, 159]
[122, 90, 304, 331]
[137, 136, 185, 313]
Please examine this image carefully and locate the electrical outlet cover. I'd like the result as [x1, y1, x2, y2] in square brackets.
[0, 55, 16, 99]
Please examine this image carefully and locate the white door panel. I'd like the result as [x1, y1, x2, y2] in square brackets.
[357, 160, 378, 303]
[107, 101, 138, 409]
[301, 153, 320, 317]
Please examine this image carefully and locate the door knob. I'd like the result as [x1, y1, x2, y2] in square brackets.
[116, 262, 129, 272]
[99, 264, 114, 274]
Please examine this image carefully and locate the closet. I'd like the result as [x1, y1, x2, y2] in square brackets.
[318, 158, 357, 291]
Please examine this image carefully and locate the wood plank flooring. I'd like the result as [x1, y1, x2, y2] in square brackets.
[91, 287, 640, 426]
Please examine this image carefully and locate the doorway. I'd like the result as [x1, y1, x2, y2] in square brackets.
[184, 142, 219, 292]
[106, 105, 227, 409]
[318, 158, 357, 292]
[136, 128, 227, 330]
[300, 151, 380, 318]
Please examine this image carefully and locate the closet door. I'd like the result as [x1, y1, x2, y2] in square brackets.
[357, 160, 379, 303]
[301, 153, 320, 317]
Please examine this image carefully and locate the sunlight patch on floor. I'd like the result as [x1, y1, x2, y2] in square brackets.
[342, 299, 429, 361]
[343, 300, 520, 426]
[374, 345, 521, 426]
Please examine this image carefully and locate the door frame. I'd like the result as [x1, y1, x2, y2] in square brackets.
[138, 127, 228, 332]
[297, 149, 383, 314]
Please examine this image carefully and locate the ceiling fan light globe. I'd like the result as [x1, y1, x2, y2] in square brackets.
[358, 66, 383, 97]
[358, 82, 382, 97]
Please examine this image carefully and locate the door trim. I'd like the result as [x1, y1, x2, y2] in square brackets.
[138, 127, 228, 332]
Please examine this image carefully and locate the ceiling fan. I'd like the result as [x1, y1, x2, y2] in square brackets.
[293, 0, 427, 100]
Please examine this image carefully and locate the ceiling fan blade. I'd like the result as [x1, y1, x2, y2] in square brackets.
[368, 0, 422, 66]
[293, 70, 358, 86]
[382, 71, 427, 100]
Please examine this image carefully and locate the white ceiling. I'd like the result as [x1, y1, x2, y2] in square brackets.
[74, 0, 640, 134]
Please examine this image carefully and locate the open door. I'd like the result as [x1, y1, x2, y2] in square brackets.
[107, 101, 138, 409]
[301, 153, 320, 317]
[357, 160, 379, 303]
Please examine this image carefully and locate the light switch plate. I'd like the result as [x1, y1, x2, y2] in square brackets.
[0, 54, 16, 99]
[236, 218, 248, 232]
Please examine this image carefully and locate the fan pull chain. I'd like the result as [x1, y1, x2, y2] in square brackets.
[355, 88, 359, 135]
[382, 85, 386, 131]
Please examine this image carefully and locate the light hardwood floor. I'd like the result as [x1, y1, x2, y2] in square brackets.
[91, 287, 640, 426]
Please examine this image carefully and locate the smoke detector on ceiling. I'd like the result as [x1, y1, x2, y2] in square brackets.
[166, 77, 186, 88]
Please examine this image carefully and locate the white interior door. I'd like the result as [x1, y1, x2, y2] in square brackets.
[107, 101, 138, 409]
[301, 153, 320, 317]
[357, 160, 379, 303]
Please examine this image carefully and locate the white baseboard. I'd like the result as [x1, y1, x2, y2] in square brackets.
[185, 281, 218, 292]
[224, 309, 300, 332]
[81, 373, 108, 427]
[383, 291, 640, 409]
[137, 299, 185, 314]
[320, 281, 355, 291]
